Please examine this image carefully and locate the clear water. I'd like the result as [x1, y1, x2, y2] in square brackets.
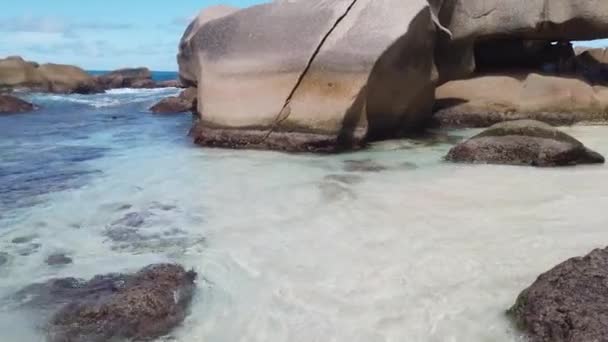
[1, 89, 608, 341]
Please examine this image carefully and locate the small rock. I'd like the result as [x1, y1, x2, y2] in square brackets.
[46, 254, 73, 266]
[38, 264, 197, 342]
[508, 247, 608, 342]
[446, 120, 605, 167]
[0, 95, 38, 114]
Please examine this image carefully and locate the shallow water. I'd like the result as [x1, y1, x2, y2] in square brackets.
[1, 89, 608, 341]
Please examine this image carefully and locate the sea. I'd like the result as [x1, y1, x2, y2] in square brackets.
[1, 71, 608, 341]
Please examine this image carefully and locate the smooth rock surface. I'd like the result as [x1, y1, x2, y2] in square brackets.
[0, 95, 37, 113]
[446, 120, 605, 166]
[180, 0, 439, 151]
[508, 247, 608, 342]
[434, 73, 608, 127]
[0, 57, 100, 94]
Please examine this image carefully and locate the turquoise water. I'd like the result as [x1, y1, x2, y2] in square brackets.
[1, 89, 608, 341]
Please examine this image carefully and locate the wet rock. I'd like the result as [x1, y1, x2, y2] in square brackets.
[508, 247, 608, 342]
[319, 181, 356, 202]
[15, 264, 196, 342]
[446, 120, 605, 167]
[0, 95, 38, 114]
[343, 159, 388, 173]
[150, 87, 197, 114]
[45, 254, 73, 266]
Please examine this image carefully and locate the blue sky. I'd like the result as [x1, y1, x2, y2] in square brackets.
[1, 1, 607, 71]
[0, 0, 264, 71]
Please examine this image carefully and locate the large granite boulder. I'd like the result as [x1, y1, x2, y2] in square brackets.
[0, 95, 38, 113]
[434, 73, 608, 127]
[179, 1, 608, 151]
[150, 87, 197, 114]
[0, 57, 100, 94]
[15, 263, 196, 342]
[180, 0, 442, 152]
[445, 120, 605, 166]
[508, 247, 608, 342]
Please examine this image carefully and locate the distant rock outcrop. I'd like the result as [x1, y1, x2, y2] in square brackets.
[96, 67, 154, 89]
[15, 264, 196, 342]
[446, 120, 605, 166]
[508, 247, 608, 342]
[0, 95, 38, 113]
[0, 56, 102, 94]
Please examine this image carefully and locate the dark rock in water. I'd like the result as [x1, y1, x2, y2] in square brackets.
[46, 254, 73, 266]
[16, 264, 196, 342]
[12, 235, 37, 244]
[150, 87, 197, 114]
[508, 247, 608, 342]
[96, 68, 153, 89]
[156, 80, 183, 88]
[343, 159, 388, 173]
[446, 120, 605, 167]
[0, 95, 38, 113]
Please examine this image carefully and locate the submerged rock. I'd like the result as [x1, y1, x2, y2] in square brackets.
[0, 95, 38, 114]
[343, 159, 388, 173]
[446, 120, 605, 167]
[16, 264, 196, 342]
[11, 235, 37, 244]
[45, 254, 73, 266]
[508, 247, 608, 342]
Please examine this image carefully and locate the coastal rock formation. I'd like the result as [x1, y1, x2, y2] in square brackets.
[508, 247, 608, 342]
[96, 68, 155, 89]
[179, 0, 608, 151]
[180, 0, 441, 152]
[445, 120, 605, 166]
[0, 57, 101, 94]
[434, 73, 608, 127]
[15, 264, 196, 342]
[150, 87, 197, 114]
[0, 95, 38, 113]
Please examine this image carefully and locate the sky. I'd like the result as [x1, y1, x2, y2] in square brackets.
[1, 1, 607, 71]
[0, 0, 264, 71]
